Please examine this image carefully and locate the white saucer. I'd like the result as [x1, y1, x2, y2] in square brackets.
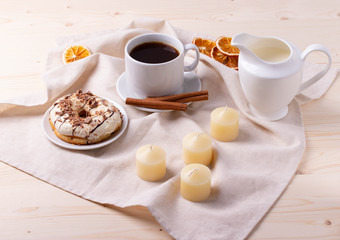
[42, 98, 128, 150]
[116, 71, 202, 112]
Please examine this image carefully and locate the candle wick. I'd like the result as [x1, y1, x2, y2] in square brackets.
[188, 168, 198, 178]
[150, 145, 153, 151]
[219, 105, 229, 118]
[195, 132, 204, 139]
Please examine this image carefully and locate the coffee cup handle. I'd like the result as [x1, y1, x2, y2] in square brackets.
[299, 44, 332, 92]
[183, 43, 200, 72]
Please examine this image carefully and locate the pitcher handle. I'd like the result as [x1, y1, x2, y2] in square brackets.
[299, 44, 332, 92]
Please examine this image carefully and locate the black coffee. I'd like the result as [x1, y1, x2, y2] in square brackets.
[130, 42, 179, 64]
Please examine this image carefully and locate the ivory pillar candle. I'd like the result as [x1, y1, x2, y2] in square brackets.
[210, 106, 239, 142]
[136, 144, 166, 181]
[182, 132, 212, 165]
[180, 163, 211, 202]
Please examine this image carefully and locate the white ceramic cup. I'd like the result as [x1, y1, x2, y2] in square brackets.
[125, 33, 200, 97]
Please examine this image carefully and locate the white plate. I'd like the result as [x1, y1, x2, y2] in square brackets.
[116, 71, 202, 112]
[42, 99, 128, 150]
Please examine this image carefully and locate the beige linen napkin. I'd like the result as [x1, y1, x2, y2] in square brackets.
[0, 17, 338, 240]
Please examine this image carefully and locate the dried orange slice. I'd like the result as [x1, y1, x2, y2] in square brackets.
[210, 46, 228, 65]
[192, 37, 215, 56]
[226, 55, 239, 70]
[62, 45, 91, 64]
[215, 36, 239, 56]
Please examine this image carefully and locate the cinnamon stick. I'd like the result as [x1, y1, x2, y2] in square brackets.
[126, 98, 187, 111]
[170, 94, 209, 103]
[146, 90, 208, 102]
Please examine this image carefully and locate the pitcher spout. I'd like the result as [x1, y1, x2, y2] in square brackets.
[232, 32, 293, 65]
[231, 33, 257, 49]
[231, 33, 263, 63]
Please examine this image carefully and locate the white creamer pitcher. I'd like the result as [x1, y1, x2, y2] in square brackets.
[231, 33, 332, 121]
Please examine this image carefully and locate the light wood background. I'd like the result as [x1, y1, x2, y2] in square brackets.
[0, 0, 339, 239]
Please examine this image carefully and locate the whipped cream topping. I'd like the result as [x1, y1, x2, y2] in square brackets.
[49, 90, 122, 144]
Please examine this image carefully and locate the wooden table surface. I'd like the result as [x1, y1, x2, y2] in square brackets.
[0, 0, 339, 239]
